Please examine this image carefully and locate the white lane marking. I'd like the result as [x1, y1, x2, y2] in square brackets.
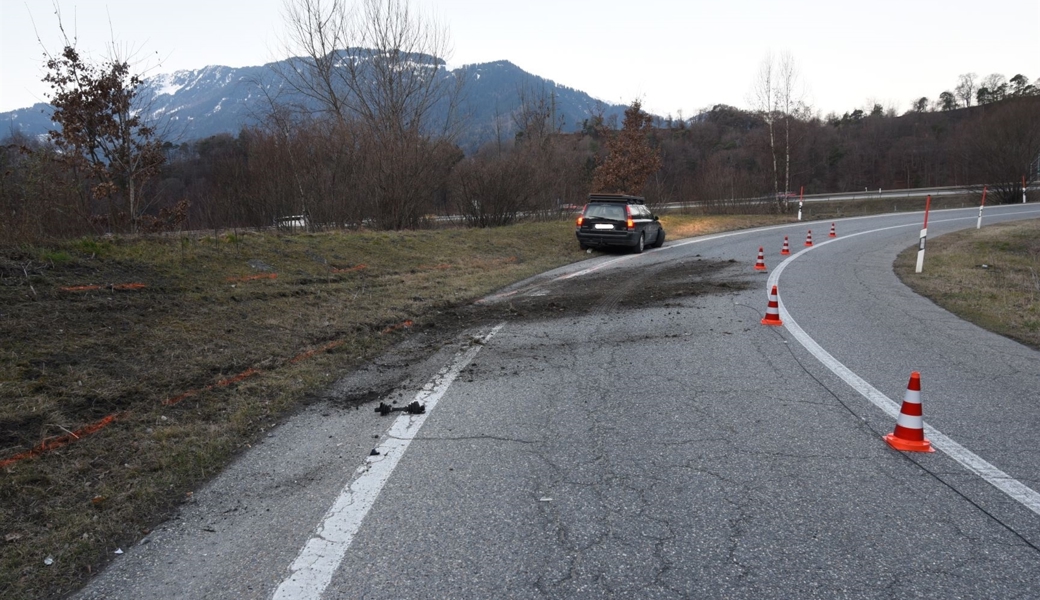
[767, 210, 1040, 517]
[273, 324, 506, 599]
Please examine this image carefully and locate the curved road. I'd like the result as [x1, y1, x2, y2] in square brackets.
[77, 204, 1040, 599]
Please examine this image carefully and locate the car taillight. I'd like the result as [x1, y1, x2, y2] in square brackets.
[576, 216, 584, 226]
[625, 206, 635, 229]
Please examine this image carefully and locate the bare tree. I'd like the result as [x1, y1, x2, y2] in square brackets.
[451, 148, 536, 227]
[977, 73, 1008, 105]
[513, 84, 563, 145]
[749, 52, 806, 210]
[749, 53, 779, 203]
[955, 72, 978, 108]
[278, 0, 464, 228]
[41, 18, 165, 233]
[775, 51, 802, 201]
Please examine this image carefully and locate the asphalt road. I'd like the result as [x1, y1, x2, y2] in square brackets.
[76, 204, 1040, 599]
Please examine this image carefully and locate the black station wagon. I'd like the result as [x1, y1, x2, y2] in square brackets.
[575, 194, 665, 253]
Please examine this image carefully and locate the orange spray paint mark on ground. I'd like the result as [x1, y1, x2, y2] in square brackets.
[60, 282, 147, 292]
[3, 335, 352, 466]
[162, 368, 262, 406]
[381, 320, 414, 335]
[289, 340, 345, 364]
[0, 413, 122, 469]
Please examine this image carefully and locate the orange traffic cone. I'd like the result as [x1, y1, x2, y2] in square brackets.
[780, 236, 791, 256]
[761, 285, 783, 326]
[883, 372, 935, 452]
[754, 247, 767, 271]
[829, 222, 837, 238]
[805, 230, 813, 247]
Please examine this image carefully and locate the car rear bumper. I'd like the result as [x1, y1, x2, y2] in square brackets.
[576, 230, 639, 247]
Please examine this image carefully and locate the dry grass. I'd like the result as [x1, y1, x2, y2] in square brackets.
[0, 213, 794, 599]
[800, 192, 979, 221]
[894, 218, 1040, 350]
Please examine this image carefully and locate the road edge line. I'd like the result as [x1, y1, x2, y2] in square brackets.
[272, 323, 506, 599]
[768, 212, 1040, 518]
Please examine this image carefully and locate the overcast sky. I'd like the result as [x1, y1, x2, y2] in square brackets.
[2, 0, 1038, 117]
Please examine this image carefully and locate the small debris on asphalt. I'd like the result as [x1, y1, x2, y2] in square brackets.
[375, 401, 425, 416]
[370, 449, 380, 456]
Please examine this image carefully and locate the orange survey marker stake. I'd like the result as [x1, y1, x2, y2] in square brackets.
[829, 222, 836, 238]
[884, 372, 935, 453]
[761, 285, 783, 326]
[780, 236, 791, 256]
[805, 230, 814, 247]
[754, 247, 767, 271]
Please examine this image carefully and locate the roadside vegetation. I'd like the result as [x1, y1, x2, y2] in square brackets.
[0, 213, 791, 598]
[895, 218, 1040, 350]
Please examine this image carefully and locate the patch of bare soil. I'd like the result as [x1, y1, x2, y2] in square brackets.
[432, 256, 749, 328]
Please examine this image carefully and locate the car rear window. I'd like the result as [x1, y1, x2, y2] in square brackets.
[585, 204, 626, 220]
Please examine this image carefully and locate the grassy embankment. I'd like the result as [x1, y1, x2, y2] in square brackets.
[0, 213, 789, 599]
[895, 218, 1040, 350]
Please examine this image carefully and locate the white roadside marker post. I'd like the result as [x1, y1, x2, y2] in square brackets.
[977, 186, 987, 229]
[915, 195, 931, 274]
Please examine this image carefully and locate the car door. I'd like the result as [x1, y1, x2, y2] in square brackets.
[634, 204, 654, 243]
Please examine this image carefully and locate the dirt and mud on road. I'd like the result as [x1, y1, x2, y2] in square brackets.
[457, 257, 749, 326]
[318, 255, 751, 411]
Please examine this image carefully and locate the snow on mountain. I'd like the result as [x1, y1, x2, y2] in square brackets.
[1, 54, 627, 152]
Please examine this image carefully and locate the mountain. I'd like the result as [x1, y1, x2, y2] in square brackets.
[0, 55, 627, 152]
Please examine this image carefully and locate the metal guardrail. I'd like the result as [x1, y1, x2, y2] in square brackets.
[653, 183, 1037, 212]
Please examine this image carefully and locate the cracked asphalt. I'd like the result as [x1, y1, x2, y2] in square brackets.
[76, 205, 1040, 599]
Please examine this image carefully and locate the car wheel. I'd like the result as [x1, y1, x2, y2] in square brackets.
[651, 228, 665, 248]
[579, 243, 589, 251]
[632, 232, 645, 254]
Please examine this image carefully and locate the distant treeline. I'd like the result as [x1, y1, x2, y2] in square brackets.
[2, 94, 1038, 244]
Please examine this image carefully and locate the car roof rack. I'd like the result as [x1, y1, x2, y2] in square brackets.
[587, 193, 645, 204]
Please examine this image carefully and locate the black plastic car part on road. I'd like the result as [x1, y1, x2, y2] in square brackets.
[575, 194, 665, 253]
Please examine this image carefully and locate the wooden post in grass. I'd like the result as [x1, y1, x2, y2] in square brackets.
[915, 195, 932, 273]
[977, 186, 987, 229]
